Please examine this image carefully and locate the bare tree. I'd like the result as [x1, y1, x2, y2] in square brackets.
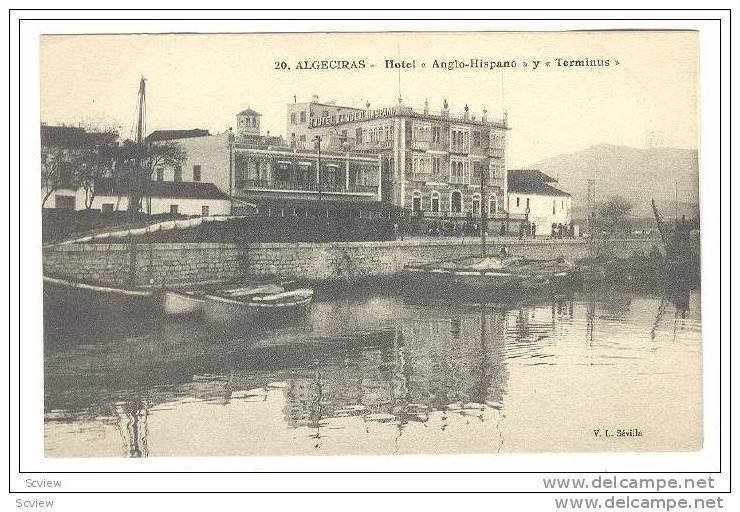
[113, 140, 186, 213]
[72, 129, 120, 209]
[41, 146, 65, 207]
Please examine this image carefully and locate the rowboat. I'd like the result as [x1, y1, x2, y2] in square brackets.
[202, 284, 314, 324]
[403, 255, 580, 296]
[161, 290, 206, 316]
[43, 275, 158, 316]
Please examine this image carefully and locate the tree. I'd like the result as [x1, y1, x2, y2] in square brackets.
[111, 139, 185, 213]
[41, 146, 65, 207]
[72, 129, 120, 209]
[594, 195, 633, 236]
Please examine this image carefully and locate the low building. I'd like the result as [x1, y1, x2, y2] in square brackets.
[83, 178, 231, 216]
[506, 169, 572, 236]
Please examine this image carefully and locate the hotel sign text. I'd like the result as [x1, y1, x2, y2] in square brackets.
[309, 107, 397, 128]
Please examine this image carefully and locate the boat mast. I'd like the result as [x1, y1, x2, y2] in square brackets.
[128, 77, 146, 286]
[129, 77, 147, 214]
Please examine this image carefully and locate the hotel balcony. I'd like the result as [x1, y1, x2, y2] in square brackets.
[409, 140, 430, 151]
[449, 144, 470, 155]
[239, 179, 380, 202]
[487, 147, 505, 158]
[355, 140, 394, 151]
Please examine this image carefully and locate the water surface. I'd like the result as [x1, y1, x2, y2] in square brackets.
[44, 286, 702, 457]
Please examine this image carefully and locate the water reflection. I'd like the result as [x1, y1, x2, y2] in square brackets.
[44, 285, 701, 457]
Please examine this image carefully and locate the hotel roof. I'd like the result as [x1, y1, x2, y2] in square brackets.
[147, 129, 211, 142]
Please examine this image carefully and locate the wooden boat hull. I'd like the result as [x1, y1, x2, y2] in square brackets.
[43, 276, 157, 318]
[202, 289, 313, 325]
[403, 258, 581, 298]
[161, 290, 205, 317]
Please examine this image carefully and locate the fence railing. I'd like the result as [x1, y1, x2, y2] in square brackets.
[242, 179, 378, 195]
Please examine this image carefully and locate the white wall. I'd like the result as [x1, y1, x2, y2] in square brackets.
[507, 193, 572, 234]
[44, 189, 231, 216]
[154, 133, 231, 195]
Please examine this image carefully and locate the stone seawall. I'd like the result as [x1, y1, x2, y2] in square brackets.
[42, 242, 244, 287]
[243, 238, 660, 282]
[42, 238, 662, 286]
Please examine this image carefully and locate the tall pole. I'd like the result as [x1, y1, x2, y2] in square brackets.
[674, 181, 679, 222]
[315, 135, 323, 202]
[480, 162, 487, 256]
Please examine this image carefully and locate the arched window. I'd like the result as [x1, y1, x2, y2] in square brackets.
[412, 190, 422, 212]
[472, 193, 481, 216]
[451, 190, 462, 213]
[430, 191, 440, 213]
[489, 194, 499, 216]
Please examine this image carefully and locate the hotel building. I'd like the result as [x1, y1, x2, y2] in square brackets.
[300, 97, 511, 227]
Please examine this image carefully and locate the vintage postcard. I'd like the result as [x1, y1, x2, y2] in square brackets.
[39, 30, 702, 458]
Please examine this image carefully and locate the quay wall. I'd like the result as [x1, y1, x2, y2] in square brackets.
[42, 238, 662, 287]
[42, 242, 244, 287]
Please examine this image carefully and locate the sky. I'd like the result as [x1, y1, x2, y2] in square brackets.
[40, 31, 698, 167]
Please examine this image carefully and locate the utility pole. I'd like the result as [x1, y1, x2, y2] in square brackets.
[674, 181, 679, 223]
[480, 163, 487, 256]
[228, 127, 235, 213]
[587, 179, 597, 235]
[314, 135, 323, 202]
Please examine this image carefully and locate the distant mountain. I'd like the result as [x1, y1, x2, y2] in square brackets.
[531, 144, 700, 218]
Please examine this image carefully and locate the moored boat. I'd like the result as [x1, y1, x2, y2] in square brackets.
[43, 275, 158, 316]
[202, 284, 314, 324]
[161, 290, 205, 317]
[404, 254, 580, 296]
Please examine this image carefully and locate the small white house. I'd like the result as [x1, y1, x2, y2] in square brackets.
[507, 169, 572, 236]
[46, 178, 232, 217]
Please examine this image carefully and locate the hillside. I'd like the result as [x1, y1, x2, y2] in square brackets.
[531, 144, 700, 218]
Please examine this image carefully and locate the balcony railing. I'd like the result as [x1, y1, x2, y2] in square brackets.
[487, 147, 505, 158]
[449, 144, 469, 154]
[410, 140, 430, 151]
[241, 179, 377, 195]
[356, 140, 393, 150]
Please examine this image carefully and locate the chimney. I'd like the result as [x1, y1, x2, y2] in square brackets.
[423, 99, 429, 115]
[463, 104, 470, 121]
[482, 107, 488, 122]
[312, 94, 319, 102]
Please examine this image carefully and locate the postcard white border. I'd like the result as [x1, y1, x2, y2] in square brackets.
[8, 10, 731, 496]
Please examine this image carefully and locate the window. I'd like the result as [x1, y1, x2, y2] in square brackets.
[432, 157, 441, 175]
[202, 205, 209, 217]
[432, 127, 441, 143]
[356, 128, 363, 143]
[489, 195, 498, 215]
[174, 165, 182, 182]
[430, 191, 440, 213]
[290, 113, 297, 124]
[101, 203, 114, 213]
[516, 197, 520, 207]
[526, 198, 530, 209]
[55, 195, 75, 210]
[451, 191, 462, 213]
[170, 204, 179, 215]
[323, 110, 329, 117]
[472, 193, 481, 215]
[300, 111, 306, 123]
[412, 190, 422, 212]
[193, 165, 201, 182]
[156, 168, 164, 181]
[553, 200, 556, 215]
[473, 131, 481, 147]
